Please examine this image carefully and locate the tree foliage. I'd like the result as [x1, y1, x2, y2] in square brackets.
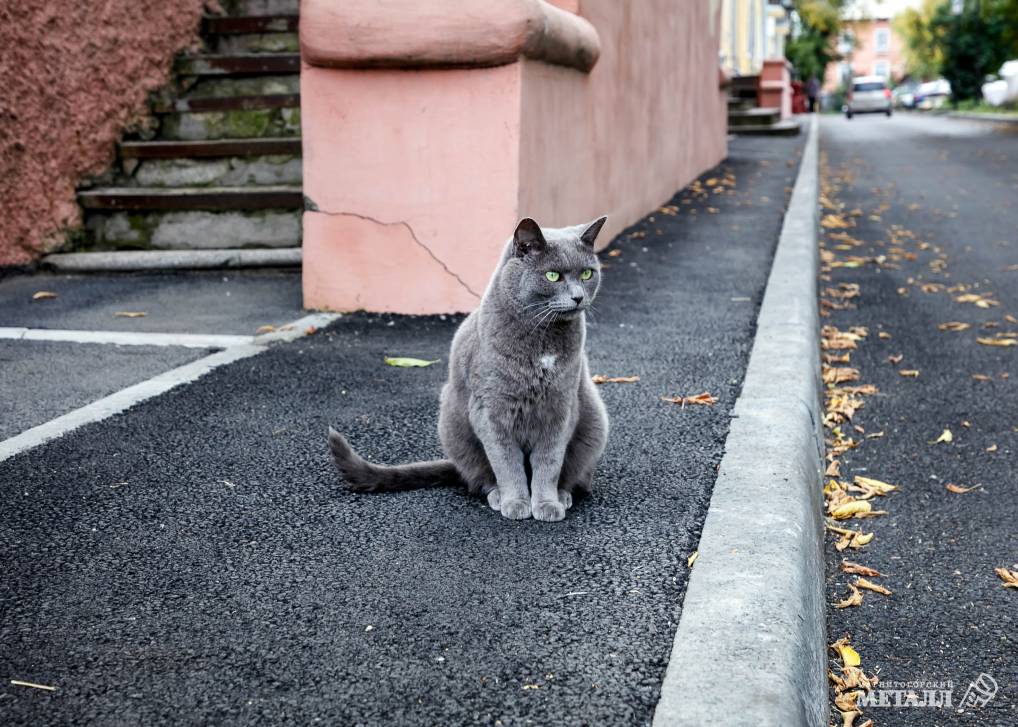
[785, 0, 847, 81]
[895, 0, 1018, 99]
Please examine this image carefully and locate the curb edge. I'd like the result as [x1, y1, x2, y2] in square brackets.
[652, 114, 826, 727]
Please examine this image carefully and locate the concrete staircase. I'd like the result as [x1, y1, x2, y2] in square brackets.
[71, 0, 303, 263]
[727, 75, 799, 137]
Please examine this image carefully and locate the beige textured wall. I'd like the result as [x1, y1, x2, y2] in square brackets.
[0, 1, 205, 266]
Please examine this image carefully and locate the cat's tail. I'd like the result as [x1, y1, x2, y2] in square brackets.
[328, 427, 463, 492]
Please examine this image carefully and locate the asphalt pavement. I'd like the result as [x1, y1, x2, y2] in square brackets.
[0, 132, 804, 726]
[820, 113, 1017, 726]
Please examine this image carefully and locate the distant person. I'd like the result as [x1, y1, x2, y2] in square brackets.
[807, 76, 820, 113]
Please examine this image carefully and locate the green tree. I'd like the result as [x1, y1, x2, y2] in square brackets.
[785, 0, 846, 81]
[894, 0, 945, 81]
[931, 0, 1010, 103]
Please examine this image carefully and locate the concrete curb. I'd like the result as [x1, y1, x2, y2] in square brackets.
[40, 247, 302, 272]
[945, 111, 1018, 125]
[653, 114, 826, 726]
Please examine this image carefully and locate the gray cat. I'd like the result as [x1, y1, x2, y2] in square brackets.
[328, 216, 610, 521]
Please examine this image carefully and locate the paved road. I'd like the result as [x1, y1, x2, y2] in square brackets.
[0, 270, 302, 438]
[820, 114, 1017, 725]
[0, 133, 803, 726]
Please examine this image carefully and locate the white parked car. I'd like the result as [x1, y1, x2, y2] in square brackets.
[845, 76, 892, 118]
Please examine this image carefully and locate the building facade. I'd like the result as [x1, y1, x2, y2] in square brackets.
[824, 3, 908, 91]
[720, 0, 791, 76]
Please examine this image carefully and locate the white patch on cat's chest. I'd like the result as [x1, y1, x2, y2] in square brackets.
[540, 354, 557, 370]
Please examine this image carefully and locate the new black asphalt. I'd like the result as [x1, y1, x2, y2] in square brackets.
[821, 114, 1017, 725]
[0, 133, 804, 726]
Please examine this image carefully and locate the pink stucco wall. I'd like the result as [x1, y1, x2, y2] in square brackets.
[301, 0, 727, 313]
[0, 1, 205, 266]
[517, 0, 727, 244]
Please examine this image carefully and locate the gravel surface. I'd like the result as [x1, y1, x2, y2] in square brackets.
[0, 134, 804, 726]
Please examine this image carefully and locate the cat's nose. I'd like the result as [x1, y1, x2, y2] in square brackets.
[572, 295, 584, 306]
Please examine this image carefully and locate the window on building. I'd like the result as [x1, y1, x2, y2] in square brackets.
[874, 60, 890, 78]
[875, 28, 890, 53]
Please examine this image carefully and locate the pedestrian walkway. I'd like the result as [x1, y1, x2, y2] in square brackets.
[0, 134, 804, 725]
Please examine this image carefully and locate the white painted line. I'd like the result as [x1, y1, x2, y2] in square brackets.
[0, 327, 255, 349]
[0, 345, 261, 463]
[0, 312, 342, 463]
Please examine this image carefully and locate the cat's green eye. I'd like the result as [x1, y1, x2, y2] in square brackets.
[545, 271, 561, 282]
[580, 268, 594, 281]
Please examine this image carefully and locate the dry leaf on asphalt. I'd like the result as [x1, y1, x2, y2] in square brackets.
[384, 356, 440, 368]
[852, 476, 898, 497]
[898, 369, 920, 378]
[256, 324, 276, 334]
[661, 392, 717, 407]
[995, 568, 1018, 589]
[830, 637, 861, 667]
[31, 291, 58, 300]
[945, 483, 981, 494]
[977, 337, 1017, 347]
[830, 500, 882, 520]
[835, 584, 864, 609]
[824, 366, 861, 385]
[591, 375, 640, 384]
[687, 551, 698, 568]
[114, 311, 146, 318]
[987, 444, 998, 452]
[856, 578, 892, 596]
[972, 374, 992, 381]
[887, 354, 903, 364]
[836, 531, 874, 550]
[878, 331, 892, 339]
[938, 322, 971, 332]
[841, 561, 883, 577]
[930, 428, 953, 444]
[955, 293, 999, 308]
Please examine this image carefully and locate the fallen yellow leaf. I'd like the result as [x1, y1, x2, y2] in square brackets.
[832, 640, 861, 668]
[255, 324, 276, 334]
[995, 567, 1018, 589]
[831, 500, 874, 520]
[898, 369, 920, 378]
[591, 375, 640, 384]
[938, 322, 970, 332]
[986, 443, 998, 453]
[945, 483, 980, 494]
[835, 584, 864, 609]
[384, 356, 440, 368]
[852, 476, 898, 496]
[977, 337, 1017, 347]
[31, 291, 58, 300]
[972, 374, 992, 381]
[687, 551, 699, 568]
[887, 354, 903, 365]
[841, 561, 883, 577]
[930, 428, 953, 444]
[855, 577, 892, 596]
[661, 392, 717, 407]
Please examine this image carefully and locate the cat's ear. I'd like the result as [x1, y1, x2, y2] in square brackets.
[513, 218, 546, 257]
[579, 215, 608, 248]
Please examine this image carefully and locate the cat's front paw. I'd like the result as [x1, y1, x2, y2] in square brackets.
[486, 489, 501, 511]
[500, 498, 532, 520]
[558, 489, 573, 510]
[532, 499, 566, 522]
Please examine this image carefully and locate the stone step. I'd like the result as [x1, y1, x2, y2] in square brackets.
[728, 107, 781, 128]
[119, 138, 302, 159]
[183, 74, 300, 99]
[730, 119, 801, 137]
[155, 106, 301, 141]
[174, 53, 300, 77]
[217, 0, 299, 16]
[81, 209, 301, 251]
[729, 74, 759, 90]
[119, 155, 302, 188]
[152, 93, 298, 114]
[210, 31, 299, 54]
[203, 14, 298, 34]
[78, 185, 304, 211]
[203, 15, 299, 54]
[727, 97, 752, 110]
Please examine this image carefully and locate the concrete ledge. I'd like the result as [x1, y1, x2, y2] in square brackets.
[300, 0, 600, 73]
[653, 114, 825, 726]
[41, 248, 302, 272]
